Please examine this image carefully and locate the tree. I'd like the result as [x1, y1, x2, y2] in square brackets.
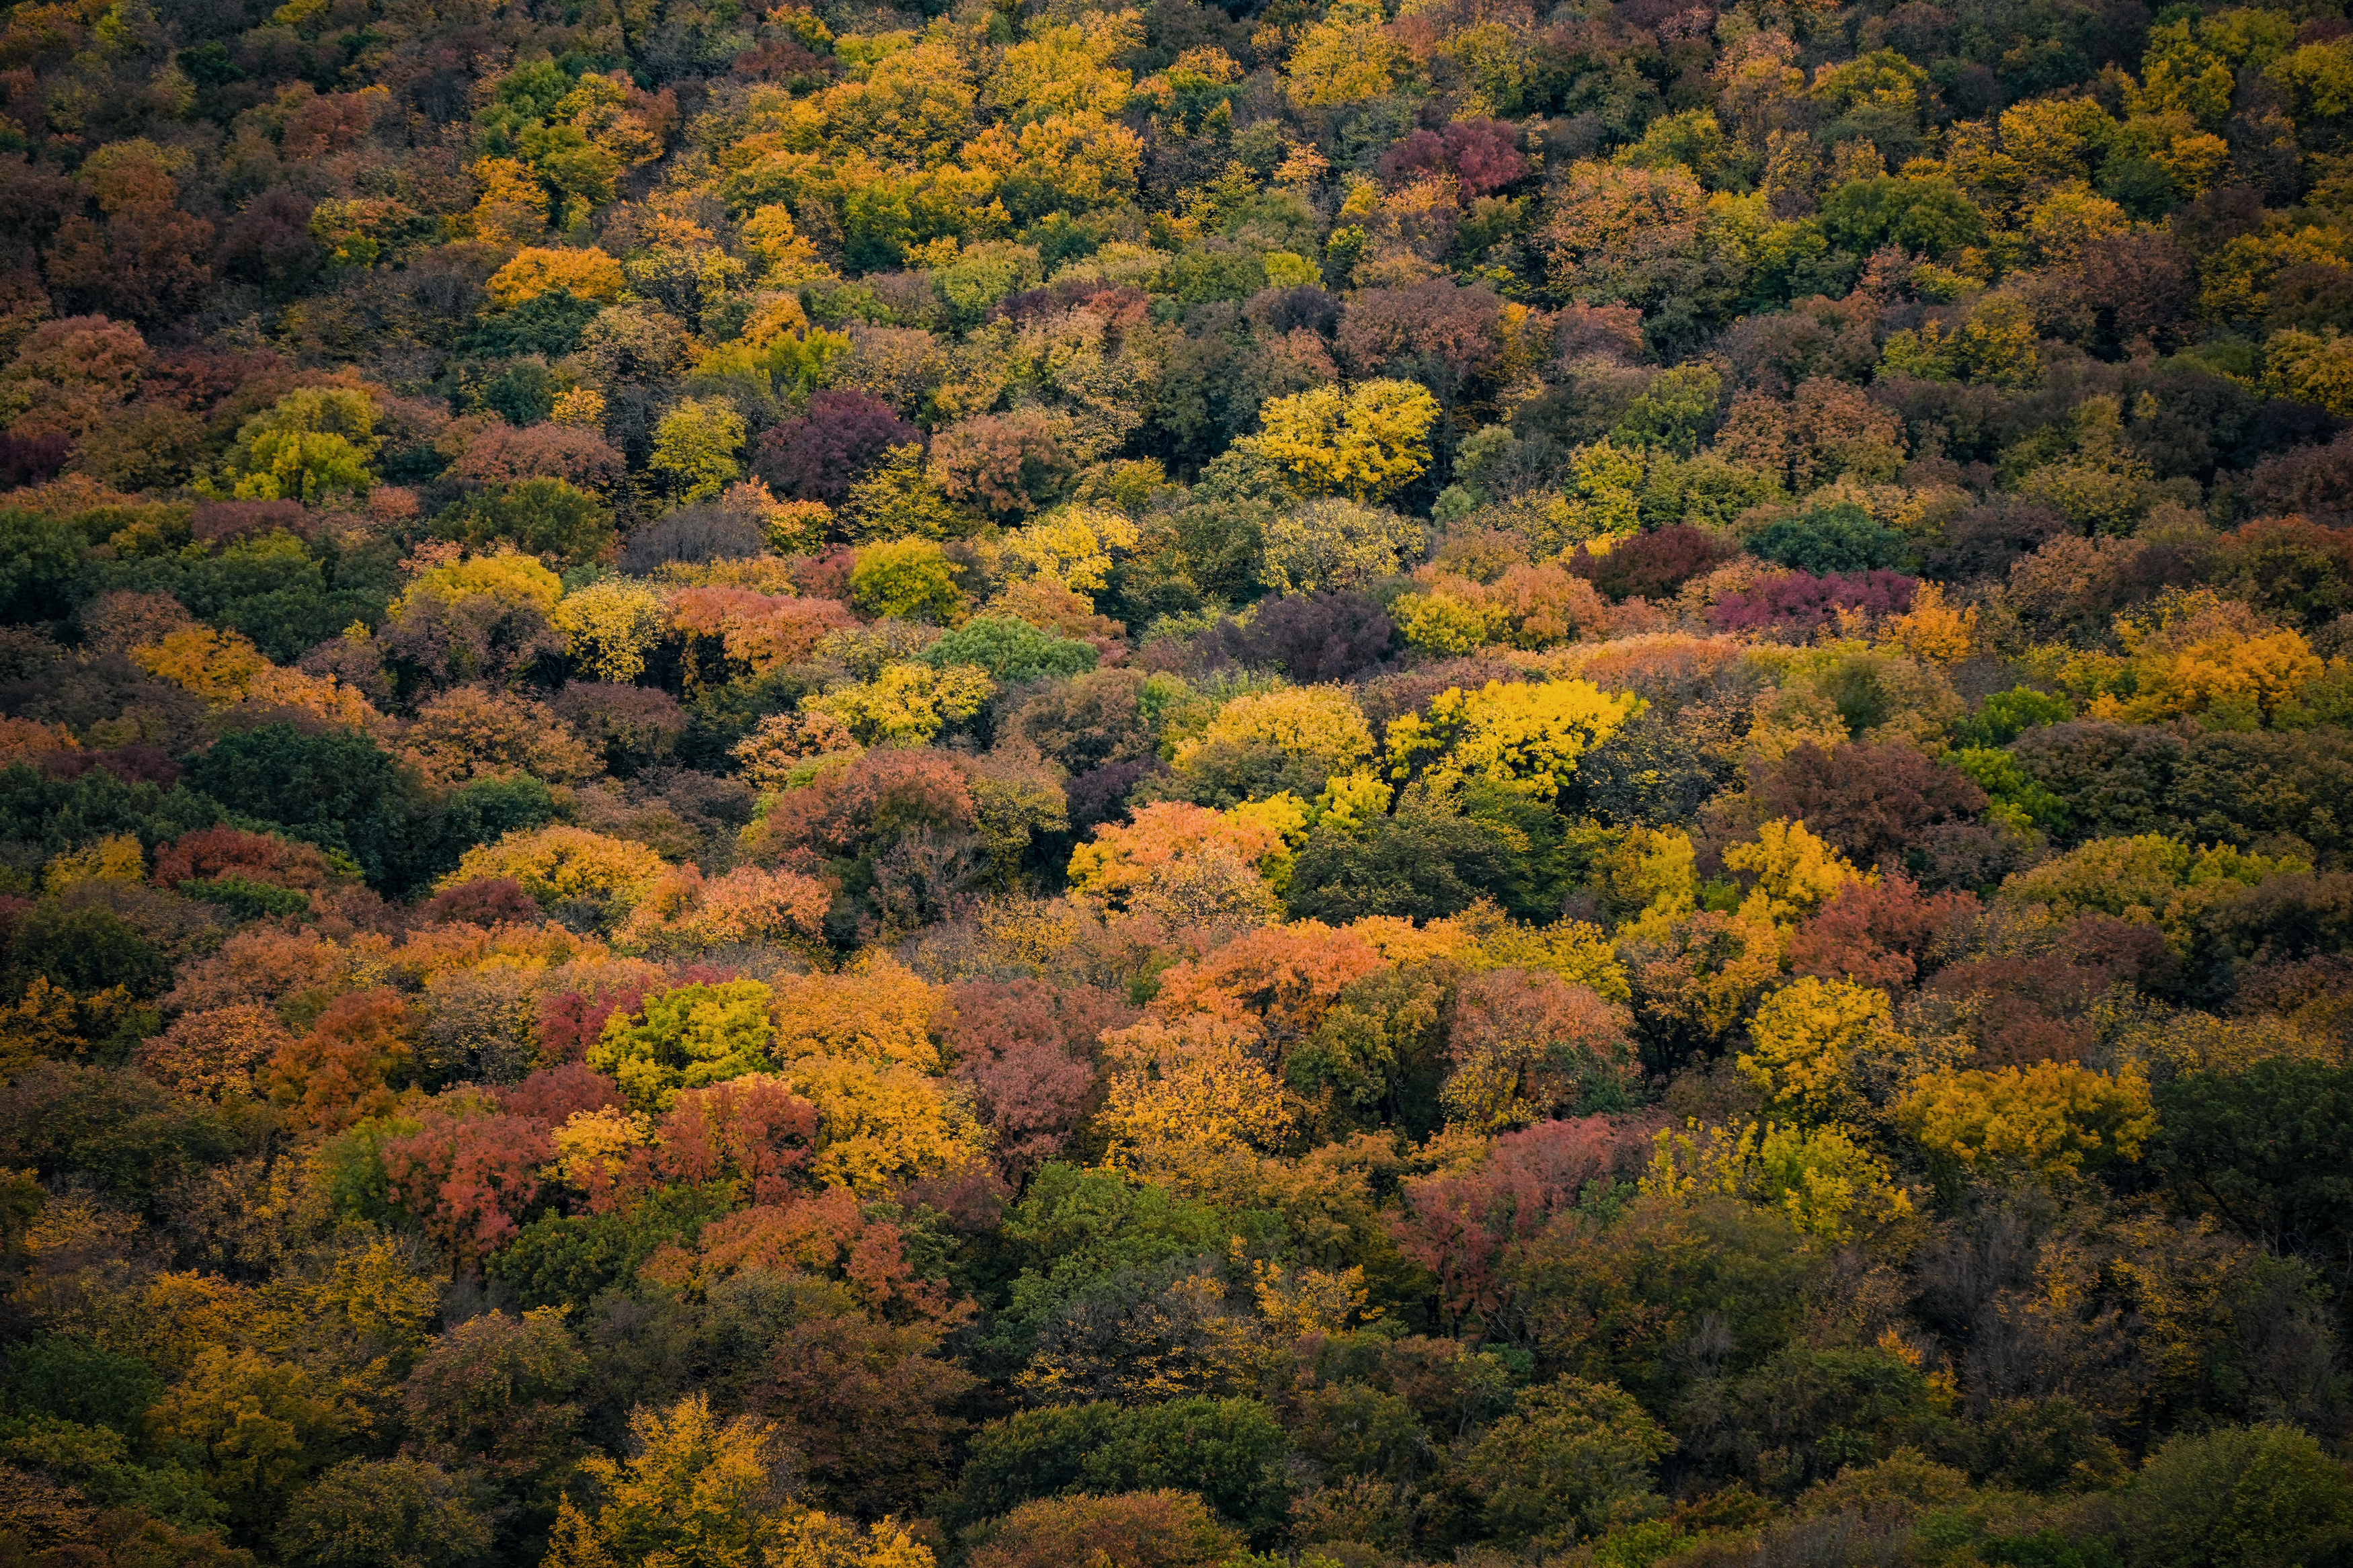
[0, 509, 94, 624]
[181, 724, 420, 888]
[754, 390, 917, 507]
[1569, 524, 1737, 602]
[145, 1346, 354, 1529]
[1442, 968, 1641, 1130]
[2150, 1061, 2353, 1269]
[590, 980, 776, 1110]
[850, 540, 965, 623]
[442, 825, 667, 921]
[553, 682, 688, 775]
[1285, 809, 1517, 923]
[135, 1004, 295, 1101]
[1238, 380, 1440, 501]
[943, 979, 1127, 1175]
[401, 685, 598, 788]
[949, 1399, 1290, 1543]
[915, 615, 1095, 684]
[266, 987, 417, 1133]
[2110, 1424, 2353, 1568]
[648, 399, 747, 503]
[1897, 1061, 2157, 1184]
[1751, 501, 1912, 575]
[381, 1093, 554, 1263]
[487, 247, 626, 307]
[542, 1393, 779, 1567]
[1786, 874, 1975, 989]
[1737, 975, 1895, 1124]
[436, 478, 616, 567]
[1210, 591, 1396, 681]
[275, 1457, 494, 1568]
[1387, 679, 1642, 802]
[966, 1492, 1239, 1568]
[1172, 686, 1374, 806]
[1750, 741, 1988, 868]
[1460, 1377, 1670, 1551]
[214, 388, 380, 503]
[1066, 801, 1285, 925]
[801, 663, 994, 746]
[403, 1309, 589, 1534]
[1260, 499, 1426, 595]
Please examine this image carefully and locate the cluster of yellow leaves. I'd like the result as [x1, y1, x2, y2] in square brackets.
[1393, 563, 1615, 655]
[442, 825, 669, 910]
[545, 1394, 932, 1568]
[551, 576, 670, 683]
[395, 550, 563, 618]
[592, 979, 778, 1110]
[1897, 1061, 2157, 1182]
[485, 245, 625, 307]
[801, 662, 994, 746]
[2090, 591, 2327, 728]
[769, 955, 982, 1191]
[1642, 1118, 1913, 1241]
[1174, 686, 1374, 779]
[1099, 1011, 1298, 1175]
[42, 832, 143, 893]
[1737, 975, 1900, 1125]
[1724, 818, 1867, 927]
[992, 505, 1137, 601]
[1237, 379, 1440, 500]
[400, 685, 598, 787]
[1388, 678, 1643, 800]
[1879, 581, 1977, 665]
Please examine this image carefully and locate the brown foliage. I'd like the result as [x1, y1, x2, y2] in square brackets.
[1788, 874, 1977, 989]
[1749, 741, 1989, 869]
[153, 826, 336, 893]
[941, 978, 1133, 1173]
[742, 747, 978, 872]
[966, 1491, 1241, 1568]
[135, 1004, 296, 1100]
[450, 421, 628, 493]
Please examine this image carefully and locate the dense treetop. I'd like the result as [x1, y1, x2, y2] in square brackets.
[1, 0, 2352, 1561]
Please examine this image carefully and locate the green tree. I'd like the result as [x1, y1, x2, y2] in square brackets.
[648, 398, 747, 503]
[216, 388, 381, 503]
[916, 615, 1096, 684]
[180, 724, 422, 889]
[436, 478, 616, 567]
[2151, 1062, 2353, 1271]
[1461, 1376, 1670, 1551]
[2111, 1424, 2353, 1568]
[1750, 502, 1910, 575]
[0, 510, 89, 624]
[275, 1457, 495, 1568]
[949, 1398, 1291, 1544]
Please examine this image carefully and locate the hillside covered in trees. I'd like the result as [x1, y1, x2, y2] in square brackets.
[3, 0, 2353, 1559]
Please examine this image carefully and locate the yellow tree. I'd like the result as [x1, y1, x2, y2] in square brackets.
[1737, 975, 1899, 1125]
[1386, 679, 1642, 800]
[1238, 378, 1441, 500]
[545, 1393, 934, 1568]
[1897, 1062, 2157, 1186]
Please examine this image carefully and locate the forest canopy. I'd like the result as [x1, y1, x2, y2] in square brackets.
[1, 0, 2352, 1561]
